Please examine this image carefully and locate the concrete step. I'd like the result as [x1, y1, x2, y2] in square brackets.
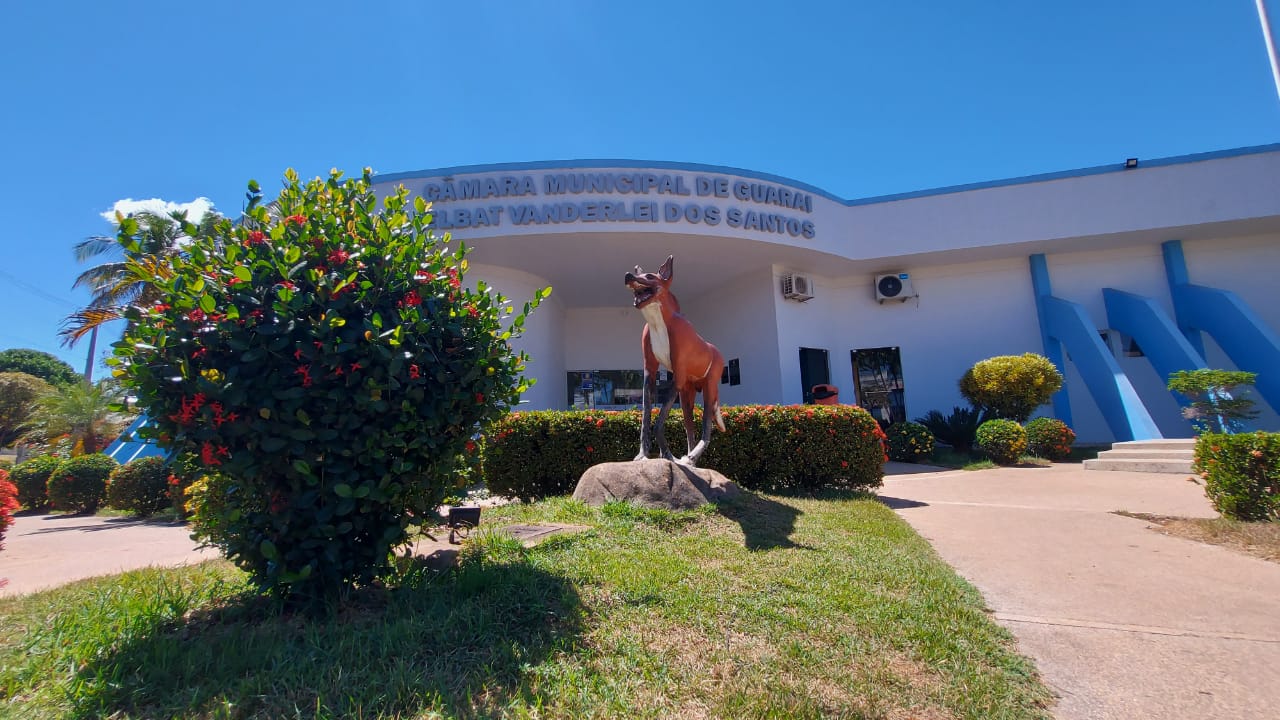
[1083, 457, 1194, 474]
[1095, 449, 1196, 460]
[1107, 439, 1196, 452]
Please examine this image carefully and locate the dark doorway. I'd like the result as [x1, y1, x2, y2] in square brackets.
[799, 347, 830, 403]
[851, 347, 905, 426]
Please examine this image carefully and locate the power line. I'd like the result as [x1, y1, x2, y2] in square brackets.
[0, 268, 78, 309]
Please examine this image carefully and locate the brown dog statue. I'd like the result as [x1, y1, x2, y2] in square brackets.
[624, 255, 725, 466]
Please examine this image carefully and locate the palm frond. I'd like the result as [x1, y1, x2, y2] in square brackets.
[59, 307, 123, 347]
[73, 235, 123, 263]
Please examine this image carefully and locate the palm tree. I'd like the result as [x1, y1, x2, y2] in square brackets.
[60, 210, 218, 346]
[23, 380, 127, 455]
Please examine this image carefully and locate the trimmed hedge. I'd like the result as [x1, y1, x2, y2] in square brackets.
[886, 422, 935, 463]
[976, 419, 1027, 466]
[106, 457, 171, 516]
[1024, 417, 1075, 461]
[9, 455, 60, 511]
[47, 454, 118, 513]
[1194, 432, 1279, 521]
[483, 405, 887, 501]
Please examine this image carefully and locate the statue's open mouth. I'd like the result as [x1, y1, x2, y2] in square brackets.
[632, 286, 656, 308]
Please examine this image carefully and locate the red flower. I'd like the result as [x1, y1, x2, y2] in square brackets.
[467, 305, 479, 318]
[200, 441, 222, 466]
[248, 309, 264, 319]
[350, 362, 362, 372]
[294, 349, 304, 360]
[841, 460, 849, 468]
[153, 303, 170, 312]
[465, 440, 477, 454]
[277, 281, 297, 291]
[596, 419, 605, 428]
[409, 364, 420, 379]
[270, 491, 287, 513]
[228, 276, 244, 286]
[327, 249, 350, 265]
[398, 290, 422, 308]
[586, 446, 594, 453]
[188, 309, 207, 323]
[168, 474, 180, 487]
[416, 270, 436, 282]
[286, 214, 307, 225]
[244, 230, 267, 246]
[475, 393, 485, 403]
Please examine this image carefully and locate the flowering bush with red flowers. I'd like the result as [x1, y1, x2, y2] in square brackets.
[0, 469, 19, 552]
[110, 168, 548, 603]
[483, 405, 886, 501]
[1193, 432, 1280, 521]
[1024, 417, 1075, 461]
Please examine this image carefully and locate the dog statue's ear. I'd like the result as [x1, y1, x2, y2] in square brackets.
[659, 255, 674, 281]
[634, 264, 643, 276]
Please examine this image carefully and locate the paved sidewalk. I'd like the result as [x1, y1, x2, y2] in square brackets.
[880, 463, 1280, 720]
[0, 513, 221, 597]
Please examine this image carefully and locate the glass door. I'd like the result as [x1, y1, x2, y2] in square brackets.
[850, 347, 905, 426]
[798, 347, 830, 403]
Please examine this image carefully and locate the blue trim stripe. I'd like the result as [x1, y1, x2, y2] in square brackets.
[373, 142, 1280, 208]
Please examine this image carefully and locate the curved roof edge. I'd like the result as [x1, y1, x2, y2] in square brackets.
[373, 142, 1280, 208]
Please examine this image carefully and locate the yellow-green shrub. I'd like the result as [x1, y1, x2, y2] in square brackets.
[960, 354, 1063, 423]
[976, 419, 1027, 466]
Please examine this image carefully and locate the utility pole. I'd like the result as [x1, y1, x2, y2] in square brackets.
[1259, 0, 1280, 105]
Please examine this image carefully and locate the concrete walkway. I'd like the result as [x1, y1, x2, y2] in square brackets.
[880, 462, 1280, 720]
[0, 513, 220, 597]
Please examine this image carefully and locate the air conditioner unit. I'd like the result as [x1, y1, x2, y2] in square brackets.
[875, 272, 917, 303]
[782, 273, 814, 302]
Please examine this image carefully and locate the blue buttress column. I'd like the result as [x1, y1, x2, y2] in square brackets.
[1030, 254, 1162, 441]
[1162, 240, 1280, 416]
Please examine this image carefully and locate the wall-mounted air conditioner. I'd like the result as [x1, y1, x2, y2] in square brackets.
[875, 272, 917, 303]
[782, 273, 814, 302]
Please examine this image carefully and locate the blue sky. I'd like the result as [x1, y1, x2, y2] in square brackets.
[1, 1, 1277, 373]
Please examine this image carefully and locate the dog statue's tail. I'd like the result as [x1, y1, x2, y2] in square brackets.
[714, 401, 725, 432]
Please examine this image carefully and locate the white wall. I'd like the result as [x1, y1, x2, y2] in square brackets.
[469, 264, 564, 410]
[564, 307, 646, 372]
[771, 258, 1045, 423]
[683, 267, 782, 406]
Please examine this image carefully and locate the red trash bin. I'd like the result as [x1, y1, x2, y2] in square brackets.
[811, 384, 839, 405]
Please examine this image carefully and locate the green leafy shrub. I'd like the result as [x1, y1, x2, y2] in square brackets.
[9, 455, 60, 510]
[975, 420, 1027, 466]
[110, 169, 547, 603]
[1194, 432, 1279, 521]
[483, 405, 887, 500]
[106, 456, 171, 516]
[1168, 369, 1259, 434]
[1024, 417, 1075, 461]
[960, 354, 1063, 423]
[914, 406, 985, 455]
[886, 421, 935, 463]
[46, 453, 118, 512]
[0, 470, 18, 551]
[0, 371, 53, 446]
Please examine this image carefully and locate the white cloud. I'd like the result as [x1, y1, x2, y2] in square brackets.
[100, 197, 215, 224]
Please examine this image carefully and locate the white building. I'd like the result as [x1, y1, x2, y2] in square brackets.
[372, 145, 1280, 443]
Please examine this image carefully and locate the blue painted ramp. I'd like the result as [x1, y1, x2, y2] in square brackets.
[103, 414, 171, 464]
[1102, 288, 1207, 410]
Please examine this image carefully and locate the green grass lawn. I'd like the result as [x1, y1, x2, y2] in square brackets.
[0, 493, 1052, 719]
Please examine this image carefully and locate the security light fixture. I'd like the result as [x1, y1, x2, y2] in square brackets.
[1125, 158, 1139, 169]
